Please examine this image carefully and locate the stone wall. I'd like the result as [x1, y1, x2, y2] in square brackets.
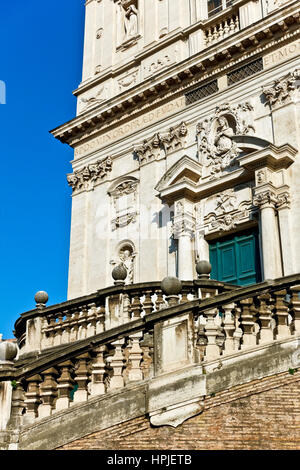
[57, 370, 300, 450]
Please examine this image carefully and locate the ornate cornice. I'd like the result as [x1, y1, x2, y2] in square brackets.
[67, 157, 112, 193]
[51, 5, 300, 149]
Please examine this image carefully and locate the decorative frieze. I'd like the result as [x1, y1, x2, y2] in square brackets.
[134, 133, 161, 165]
[263, 68, 300, 108]
[67, 157, 112, 193]
[160, 122, 188, 154]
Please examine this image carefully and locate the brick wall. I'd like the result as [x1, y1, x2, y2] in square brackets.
[58, 370, 300, 450]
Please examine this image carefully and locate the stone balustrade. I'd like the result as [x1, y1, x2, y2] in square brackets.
[204, 12, 240, 46]
[15, 280, 233, 354]
[1, 274, 299, 428]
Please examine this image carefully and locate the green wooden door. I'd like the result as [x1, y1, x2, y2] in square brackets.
[209, 229, 261, 286]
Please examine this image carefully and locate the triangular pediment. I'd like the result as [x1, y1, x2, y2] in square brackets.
[155, 156, 202, 193]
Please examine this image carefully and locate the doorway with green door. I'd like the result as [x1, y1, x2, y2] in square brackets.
[209, 228, 262, 286]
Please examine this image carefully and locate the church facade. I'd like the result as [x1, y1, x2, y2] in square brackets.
[0, 0, 300, 450]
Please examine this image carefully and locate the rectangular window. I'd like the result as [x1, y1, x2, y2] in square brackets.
[227, 58, 263, 86]
[208, 0, 233, 17]
[185, 80, 219, 105]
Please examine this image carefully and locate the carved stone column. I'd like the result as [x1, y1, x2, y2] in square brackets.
[253, 189, 282, 280]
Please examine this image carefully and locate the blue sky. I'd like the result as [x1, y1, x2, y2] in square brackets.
[0, 1, 85, 338]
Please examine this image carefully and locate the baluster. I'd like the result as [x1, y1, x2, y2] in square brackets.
[204, 308, 220, 360]
[122, 294, 131, 323]
[273, 290, 290, 339]
[229, 17, 235, 33]
[239, 298, 257, 348]
[73, 353, 91, 403]
[78, 306, 89, 340]
[257, 293, 274, 343]
[6, 381, 25, 431]
[131, 293, 142, 319]
[140, 331, 153, 379]
[38, 368, 59, 418]
[95, 305, 105, 334]
[61, 309, 71, 343]
[212, 26, 218, 42]
[55, 361, 75, 411]
[155, 289, 164, 311]
[109, 339, 125, 389]
[196, 323, 208, 362]
[86, 303, 97, 337]
[223, 303, 236, 354]
[47, 315, 57, 347]
[224, 19, 230, 37]
[218, 22, 224, 40]
[207, 28, 213, 45]
[289, 285, 300, 333]
[235, 15, 240, 32]
[143, 290, 154, 316]
[69, 309, 80, 342]
[24, 375, 42, 424]
[53, 312, 64, 346]
[90, 345, 107, 396]
[181, 287, 189, 304]
[128, 332, 144, 382]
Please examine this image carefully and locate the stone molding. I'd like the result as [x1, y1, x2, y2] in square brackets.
[263, 68, 300, 108]
[67, 157, 113, 193]
[51, 6, 300, 149]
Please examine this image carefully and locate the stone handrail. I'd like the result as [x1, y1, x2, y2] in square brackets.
[14, 280, 236, 353]
[1, 274, 299, 428]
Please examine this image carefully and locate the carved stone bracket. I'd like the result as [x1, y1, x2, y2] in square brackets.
[67, 157, 112, 193]
[263, 68, 300, 108]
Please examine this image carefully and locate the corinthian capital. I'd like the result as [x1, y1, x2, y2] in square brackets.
[253, 190, 278, 209]
[172, 214, 195, 239]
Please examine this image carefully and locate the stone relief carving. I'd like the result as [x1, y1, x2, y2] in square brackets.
[143, 48, 179, 78]
[266, 0, 289, 13]
[160, 121, 188, 154]
[197, 102, 255, 178]
[203, 185, 254, 234]
[117, 0, 139, 48]
[67, 157, 112, 193]
[118, 69, 139, 91]
[109, 179, 139, 231]
[263, 68, 300, 108]
[134, 133, 161, 165]
[80, 86, 108, 111]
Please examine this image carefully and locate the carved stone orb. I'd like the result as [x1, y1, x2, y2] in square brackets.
[0, 341, 18, 363]
[196, 260, 212, 279]
[112, 264, 128, 281]
[161, 276, 182, 296]
[34, 291, 49, 306]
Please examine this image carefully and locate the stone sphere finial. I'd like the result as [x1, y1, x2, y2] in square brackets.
[196, 260, 212, 279]
[0, 341, 18, 364]
[161, 276, 182, 296]
[34, 291, 49, 308]
[112, 264, 127, 286]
